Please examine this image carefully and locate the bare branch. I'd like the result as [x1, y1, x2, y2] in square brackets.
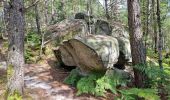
[24, 0, 39, 12]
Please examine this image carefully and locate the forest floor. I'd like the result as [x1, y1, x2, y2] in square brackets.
[0, 39, 114, 100]
[23, 57, 108, 100]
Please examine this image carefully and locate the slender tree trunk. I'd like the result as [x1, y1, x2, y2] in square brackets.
[105, 0, 110, 20]
[44, 0, 48, 25]
[90, 0, 93, 15]
[156, 0, 163, 70]
[35, 4, 41, 34]
[152, 0, 158, 53]
[145, 0, 150, 48]
[61, 0, 66, 20]
[86, 0, 92, 34]
[6, 0, 25, 95]
[141, 0, 146, 46]
[51, 0, 54, 21]
[127, 0, 147, 88]
[156, 2, 167, 99]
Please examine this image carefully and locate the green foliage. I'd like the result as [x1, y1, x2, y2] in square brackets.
[119, 88, 160, 100]
[115, 61, 170, 100]
[163, 58, 170, 66]
[147, 49, 158, 59]
[160, 1, 169, 22]
[64, 69, 82, 86]
[25, 31, 41, 63]
[77, 70, 131, 96]
[163, 17, 170, 48]
[7, 90, 22, 100]
[65, 69, 128, 97]
[26, 31, 41, 48]
[52, 0, 66, 23]
[132, 62, 170, 98]
[76, 75, 97, 96]
[94, 75, 117, 96]
[65, 61, 170, 98]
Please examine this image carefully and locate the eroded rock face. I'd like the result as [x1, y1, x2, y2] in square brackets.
[94, 20, 112, 36]
[93, 20, 132, 69]
[47, 19, 89, 44]
[75, 35, 119, 69]
[75, 12, 94, 25]
[54, 35, 119, 74]
[116, 37, 132, 62]
[59, 45, 76, 66]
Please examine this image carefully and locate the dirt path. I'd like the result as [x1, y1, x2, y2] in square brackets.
[24, 58, 105, 100]
[0, 39, 109, 99]
[0, 39, 7, 62]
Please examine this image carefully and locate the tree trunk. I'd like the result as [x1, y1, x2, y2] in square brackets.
[44, 0, 49, 25]
[61, 0, 66, 20]
[127, 0, 147, 88]
[6, 0, 25, 95]
[105, 0, 110, 20]
[35, 4, 41, 34]
[145, 0, 150, 48]
[51, 0, 54, 21]
[86, 0, 92, 34]
[156, 0, 163, 70]
[152, 0, 158, 53]
[157, 2, 166, 99]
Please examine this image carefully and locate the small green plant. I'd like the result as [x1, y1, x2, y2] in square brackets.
[76, 75, 97, 95]
[94, 75, 117, 96]
[119, 88, 159, 100]
[25, 31, 41, 48]
[25, 31, 41, 63]
[64, 69, 82, 86]
[7, 92, 22, 100]
[163, 58, 170, 66]
[3, 90, 22, 100]
[147, 49, 158, 59]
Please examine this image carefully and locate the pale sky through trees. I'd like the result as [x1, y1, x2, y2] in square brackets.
[98, 0, 127, 10]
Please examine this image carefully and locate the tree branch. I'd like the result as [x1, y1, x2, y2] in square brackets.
[24, 0, 39, 12]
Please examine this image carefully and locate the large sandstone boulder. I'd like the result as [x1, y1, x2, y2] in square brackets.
[45, 19, 89, 45]
[54, 35, 119, 74]
[49, 17, 132, 72]
[93, 20, 132, 69]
